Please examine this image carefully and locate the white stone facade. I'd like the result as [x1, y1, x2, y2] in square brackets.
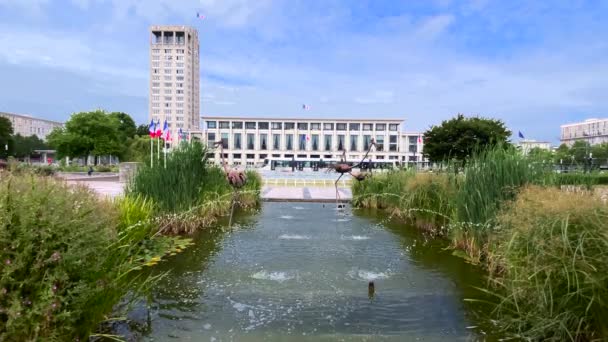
[149, 25, 200, 141]
[517, 140, 552, 155]
[561, 118, 608, 146]
[202, 116, 426, 166]
[0, 111, 63, 140]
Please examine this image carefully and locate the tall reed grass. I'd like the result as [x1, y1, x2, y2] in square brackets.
[488, 186, 608, 341]
[127, 142, 261, 234]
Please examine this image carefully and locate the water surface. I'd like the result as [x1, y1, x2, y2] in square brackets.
[144, 202, 495, 341]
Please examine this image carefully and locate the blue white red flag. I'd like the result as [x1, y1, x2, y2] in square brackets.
[149, 120, 156, 138]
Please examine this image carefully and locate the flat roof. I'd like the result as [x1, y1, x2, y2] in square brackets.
[0, 111, 63, 125]
[202, 116, 403, 123]
[150, 25, 197, 32]
[561, 118, 608, 128]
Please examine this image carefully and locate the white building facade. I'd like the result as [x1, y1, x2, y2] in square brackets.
[149, 25, 200, 141]
[0, 111, 63, 140]
[517, 140, 552, 155]
[561, 118, 608, 146]
[202, 116, 426, 166]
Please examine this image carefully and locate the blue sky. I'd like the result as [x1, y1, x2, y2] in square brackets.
[0, 0, 607, 143]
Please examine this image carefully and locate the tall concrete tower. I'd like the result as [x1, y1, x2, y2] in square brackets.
[149, 25, 200, 141]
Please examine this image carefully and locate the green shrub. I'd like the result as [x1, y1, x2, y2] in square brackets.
[127, 142, 219, 213]
[489, 186, 608, 341]
[352, 170, 414, 209]
[127, 142, 261, 234]
[0, 175, 179, 340]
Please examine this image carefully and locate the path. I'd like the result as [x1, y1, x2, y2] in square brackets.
[63, 180, 352, 202]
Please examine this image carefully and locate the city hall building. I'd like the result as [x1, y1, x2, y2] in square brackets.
[201, 116, 426, 167]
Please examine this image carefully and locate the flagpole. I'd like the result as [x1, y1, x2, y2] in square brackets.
[157, 135, 160, 162]
[164, 140, 167, 169]
[150, 136, 153, 167]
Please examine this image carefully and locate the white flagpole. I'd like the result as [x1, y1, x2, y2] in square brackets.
[150, 135, 153, 167]
[157, 135, 160, 162]
[164, 139, 167, 169]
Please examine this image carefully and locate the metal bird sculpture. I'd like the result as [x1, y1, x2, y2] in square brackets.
[213, 141, 247, 228]
[331, 139, 376, 207]
[213, 141, 247, 188]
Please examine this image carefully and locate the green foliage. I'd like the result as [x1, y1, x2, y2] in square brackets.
[108, 112, 136, 141]
[0, 175, 191, 340]
[123, 135, 152, 163]
[0, 116, 13, 159]
[135, 124, 150, 137]
[526, 147, 553, 161]
[352, 170, 456, 234]
[47, 110, 136, 160]
[127, 142, 262, 234]
[423, 113, 511, 162]
[11, 134, 48, 159]
[128, 142, 217, 213]
[454, 145, 551, 227]
[489, 187, 608, 341]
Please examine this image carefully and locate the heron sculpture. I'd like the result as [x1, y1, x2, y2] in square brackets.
[213, 141, 247, 227]
[213, 141, 247, 188]
[331, 139, 376, 206]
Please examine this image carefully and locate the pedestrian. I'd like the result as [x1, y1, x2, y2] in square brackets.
[88, 166, 93, 176]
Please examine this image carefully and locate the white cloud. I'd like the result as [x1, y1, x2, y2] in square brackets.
[354, 90, 395, 105]
[414, 14, 455, 40]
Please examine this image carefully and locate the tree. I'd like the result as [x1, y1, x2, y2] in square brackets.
[591, 143, 608, 165]
[109, 112, 136, 140]
[422, 114, 511, 162]
[0, 116, 13, 159]
[554, 143, 573, 164]
[47, 110, 136, 162]
[123, 135, 152, 163]
[570, 140, 591, 164]
[527, 147, 554, 162]
[12, 134, 48, 159]
[136, 124, 150, 137]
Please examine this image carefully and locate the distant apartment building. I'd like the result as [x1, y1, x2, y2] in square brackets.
[202, 116, 426, 166]
[517, 140, 552, 155]
[0, 111, 63, 140]
[561, 118, 608, 146]
[149, 25, 200, 141]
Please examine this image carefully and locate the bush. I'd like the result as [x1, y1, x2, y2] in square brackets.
[128, 142, 219, 213]
[0, 175, 180, 340]
[488, 186, 608, 341]
[128, 142, 261, 234]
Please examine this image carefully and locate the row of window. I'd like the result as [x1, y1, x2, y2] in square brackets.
[152, 89, 186, 94]
[151, 82, 186, 88]
[151, 66, 186, 73]
[207, 133, 400, 152]
[151, 109, 185, 115]
[206, 121, 399, 131]
[151, 55, 186, 61]
[151, 96, 185, 101]
[151, 49, 185, 54]
[152, 75, 186, 81]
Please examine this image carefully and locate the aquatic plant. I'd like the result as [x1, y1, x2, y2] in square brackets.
[0, 175, 179, 340]
[488, 186, 608, 341]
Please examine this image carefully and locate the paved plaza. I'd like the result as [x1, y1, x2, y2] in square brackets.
[64, 179, 352, 201]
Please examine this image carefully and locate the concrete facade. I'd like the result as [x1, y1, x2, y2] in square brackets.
[202, 116, 426, 166]
[0, 112, 63, 140]
[149, 25, 200, 142]
[561, 118, 608, 146]
[517, 140, 552, 154]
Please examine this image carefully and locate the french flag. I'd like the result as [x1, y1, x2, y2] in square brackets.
[155, 119, 162, 137]
[162, 120, 170, 141]
[149, 120, 156, 138]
